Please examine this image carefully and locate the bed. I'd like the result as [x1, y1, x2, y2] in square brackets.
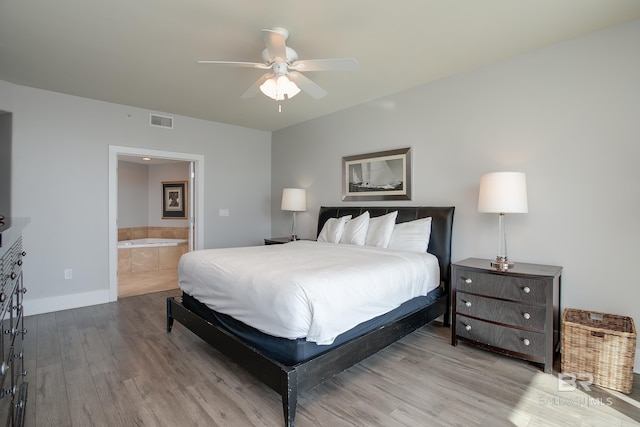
[166, 205, 454, 426]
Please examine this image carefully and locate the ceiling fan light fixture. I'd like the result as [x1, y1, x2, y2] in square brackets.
[260, 75, 300, 101]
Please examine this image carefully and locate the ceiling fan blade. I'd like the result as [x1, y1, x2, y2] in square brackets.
[261, 29, 287, 62]
[289, 58, 359, 72]
[241, 73, 275, 98]
[287, 71, 327, 99]
[197, 60, 269, 69]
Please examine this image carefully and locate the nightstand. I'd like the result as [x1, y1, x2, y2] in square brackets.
[264, 237, 293, 245]
[451, 258, 562, 373]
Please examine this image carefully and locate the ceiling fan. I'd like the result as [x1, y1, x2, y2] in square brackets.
[197, 28, 358, 101]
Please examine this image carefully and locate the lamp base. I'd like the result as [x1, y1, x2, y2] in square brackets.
[491, 258, 514, 271]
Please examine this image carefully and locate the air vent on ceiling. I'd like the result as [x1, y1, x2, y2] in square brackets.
[149, 114, 173, 129]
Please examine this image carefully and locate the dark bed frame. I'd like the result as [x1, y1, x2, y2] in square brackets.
[166, 206, 454, 427]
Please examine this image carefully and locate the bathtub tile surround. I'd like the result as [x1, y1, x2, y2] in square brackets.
[158, 245, 186, 271]
[118, 241, 188, 274]
[117, 226, 189, 274]
[131, 247, 159, 273]
[118, 246, 131, 273]
[148, 226, 189, 239]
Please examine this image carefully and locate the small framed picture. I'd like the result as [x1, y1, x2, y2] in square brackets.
[162, 181, 187, 219]
[342, 147, 411, 201]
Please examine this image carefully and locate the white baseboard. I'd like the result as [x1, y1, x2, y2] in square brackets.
[24, 289, 111, 316]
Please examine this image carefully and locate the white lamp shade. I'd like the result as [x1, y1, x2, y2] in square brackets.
[478, 172, 528, 213]
[281, 188, 306, 212]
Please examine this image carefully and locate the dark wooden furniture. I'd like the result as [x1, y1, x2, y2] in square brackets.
[0, 219, 28, 426]
[264, 237, 293, 245]
[167, 206, 454, 427]
[451, 257, 562, 373]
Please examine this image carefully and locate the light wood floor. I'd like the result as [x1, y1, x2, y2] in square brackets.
[118, 270, 179, 298]
[22, 290, 640, 426]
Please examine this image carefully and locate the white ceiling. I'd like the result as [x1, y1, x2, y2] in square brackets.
[1, 1, 639, 132]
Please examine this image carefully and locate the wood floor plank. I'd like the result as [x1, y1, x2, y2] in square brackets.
[55, 309, 90, 372]
[19, 290, 640, 426]
[92, 370, 145, 427]
[35, 312, 62, 368]
[64, 367, 109, 427]
[34, 364, 72, 426]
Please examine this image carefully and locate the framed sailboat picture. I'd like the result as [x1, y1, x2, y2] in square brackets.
[342, 147, 411, 201]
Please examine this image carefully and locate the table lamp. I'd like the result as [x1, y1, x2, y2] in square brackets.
[478, 172, 528, 270]
[281, 188, 306, 241]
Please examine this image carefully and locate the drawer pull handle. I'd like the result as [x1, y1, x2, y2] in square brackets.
[523, 338, 531, 346]
[523, 286, 531, 294]
[464, 278, 472, 284]
[464, 324, 472, 331]
[465, 301, 472, 307]
[523, 312, 531, 320]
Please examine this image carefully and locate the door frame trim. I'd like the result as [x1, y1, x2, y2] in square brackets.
[108, 145, 205, 302]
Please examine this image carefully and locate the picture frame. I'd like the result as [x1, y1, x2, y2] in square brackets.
[162, 181, 187, 219]
[342, 147, 411, 201]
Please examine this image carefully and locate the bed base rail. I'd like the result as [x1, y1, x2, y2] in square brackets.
[167, 294, 447, 427]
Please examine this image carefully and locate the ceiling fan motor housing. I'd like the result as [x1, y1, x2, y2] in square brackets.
[261, 46, 298, 65]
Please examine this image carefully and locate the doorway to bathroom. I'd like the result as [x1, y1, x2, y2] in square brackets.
[108, 146, 204, 301]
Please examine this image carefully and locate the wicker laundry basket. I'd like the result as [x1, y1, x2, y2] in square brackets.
[561, 308, 636, 393]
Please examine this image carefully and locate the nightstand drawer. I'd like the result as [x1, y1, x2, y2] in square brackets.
[456, 317, 546, 357]
[455, 269, 547, 304]
[264, 237, 292, 245]
[456, 293, 546, 331]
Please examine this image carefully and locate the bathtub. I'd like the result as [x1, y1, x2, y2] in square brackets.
[118, 238, 189, 273]
[117, 238, 188, 249]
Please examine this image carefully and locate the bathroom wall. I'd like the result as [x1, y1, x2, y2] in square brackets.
[148, 162, 190, 227]
[118, 160, 190, 228]
[118, 161, 148, 227]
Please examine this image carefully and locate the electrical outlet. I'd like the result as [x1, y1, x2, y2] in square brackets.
[64, 268, 72, 279]
[219, 209, 229, 217]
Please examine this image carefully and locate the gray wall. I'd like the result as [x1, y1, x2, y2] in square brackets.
[147, 162, 190, 227]
[117, 161, 148, 228]
[272, 21, 640, 367]
[0, 111, 11, 219]
[0, 82, 272, 313]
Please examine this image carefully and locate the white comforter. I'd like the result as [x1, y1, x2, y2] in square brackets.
[178, 240, 440, 345]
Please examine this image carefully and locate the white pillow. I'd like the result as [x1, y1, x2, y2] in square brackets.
[388, 217, 432, 253]
[365, 211, 398, 248]
[317, 215, 352, 243]
[339, 211, 370, 245]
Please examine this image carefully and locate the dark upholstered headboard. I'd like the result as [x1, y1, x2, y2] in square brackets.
[317, 206, 455, 285]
